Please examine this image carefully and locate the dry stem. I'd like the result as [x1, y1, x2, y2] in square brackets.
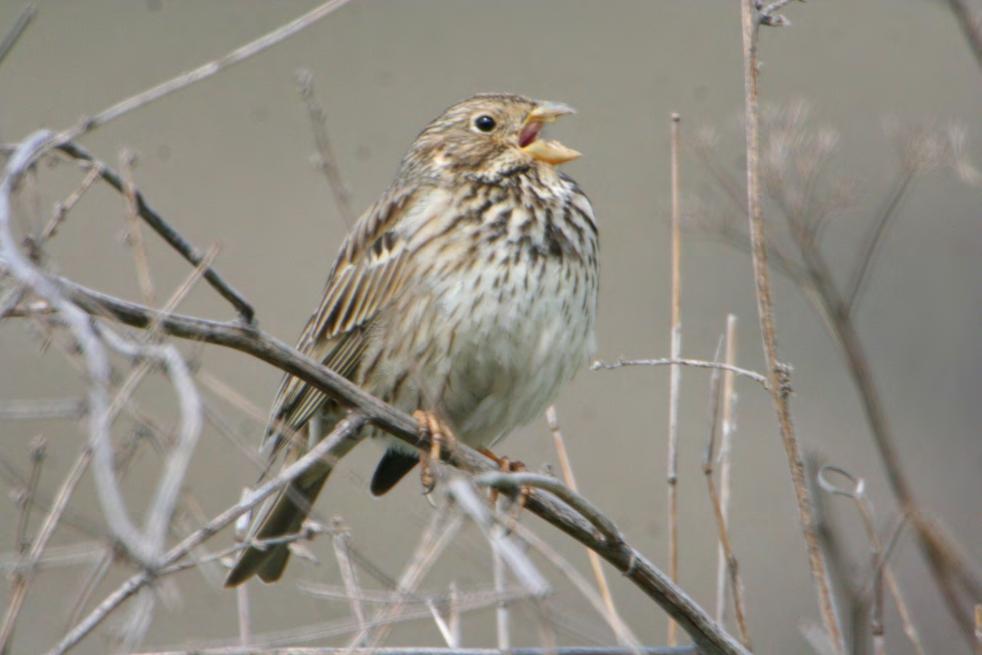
[546, 406, 625, 643]
[739, 2, 844, 651]
[714, 315, 738, 623]
[665, 112, 683, 647]
[702, 338, 751, 650]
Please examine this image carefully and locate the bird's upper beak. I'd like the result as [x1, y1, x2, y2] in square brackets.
[520, 101, 581, 166]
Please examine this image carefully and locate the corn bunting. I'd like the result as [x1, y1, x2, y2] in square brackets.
[225, 93, 598, 586]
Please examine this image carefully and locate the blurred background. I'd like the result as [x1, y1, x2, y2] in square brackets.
[0, 1, 979, 653]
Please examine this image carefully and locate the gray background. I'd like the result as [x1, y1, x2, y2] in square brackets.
[0, 1, 979, 653]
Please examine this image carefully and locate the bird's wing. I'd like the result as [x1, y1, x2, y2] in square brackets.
[263, 183, 445, 459]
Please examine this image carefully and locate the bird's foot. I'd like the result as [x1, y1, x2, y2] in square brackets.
[479, 448, 529, 512]
[415, 410, 457, 494]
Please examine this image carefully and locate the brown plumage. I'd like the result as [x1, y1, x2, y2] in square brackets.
[225, 93, 598, 587]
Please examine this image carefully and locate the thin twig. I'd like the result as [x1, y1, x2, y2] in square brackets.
[300, 582, 525, 607]
[845, 169, 914, 312]
[331, 518, 367, 640]
[493, 505, 644, 654]
[592, 357, 768, 389]
[295, 69, 355, 227]
[714, 315, 738, 624]
[354, 503, 466, 649]
[665, 111, 682, 647]
[119, 149, 157, 307]
[5, 0, 355, 325]
[53, 0, 353, 145]
[492, 495, 511, 653]
[449, 476, 550, 596]
[545, 406, 625, 643]
[945, 0, 982, 71]
[55, 141, 254, 323]
[63, 546, 114, 631]
[817, 466, 926, 655]
[702, 338, 752, 650]
[39, 163, 102, 244]
[13, 435, 45, 553]
[47, 414, 368, 655]
[134, 645, 695, 655]
[739, 2, 844, 651]
[0, 443, 91, 653]
[0, 2, 35, 68]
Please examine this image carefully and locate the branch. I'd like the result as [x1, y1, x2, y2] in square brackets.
[592, 358, 769, 389]
[739, 2, 845, 651]
[47, 414, 368, 655]
[665, 112, 683, 647]
[545, 406, 626, 643]
[945, 0, 982, 72]
[132, 648, 697, 655]
[54, 141, 255, 323]
[52, 0, 353, 145]
[33, 278, 750, 655]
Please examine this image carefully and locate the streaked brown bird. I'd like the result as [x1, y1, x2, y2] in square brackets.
[225, 93, 598, 587]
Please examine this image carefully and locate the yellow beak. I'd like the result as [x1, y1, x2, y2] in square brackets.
[521, 101, 581, 166]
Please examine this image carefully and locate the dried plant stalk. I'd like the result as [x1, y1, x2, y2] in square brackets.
[546, 406, 626, 643]
[665, 111, 683, 647]
[714, 314, 738, 623]
[739, 2, 844, 651]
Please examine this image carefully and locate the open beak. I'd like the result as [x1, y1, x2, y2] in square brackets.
[520, 101, 581, 166]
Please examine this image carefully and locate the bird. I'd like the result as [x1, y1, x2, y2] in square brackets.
[225, 93, 599, 587]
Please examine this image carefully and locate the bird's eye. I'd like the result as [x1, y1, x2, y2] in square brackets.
[473, 115, 496, 132]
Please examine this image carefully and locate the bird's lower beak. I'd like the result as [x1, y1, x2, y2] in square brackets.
[520, 101, 581, 166]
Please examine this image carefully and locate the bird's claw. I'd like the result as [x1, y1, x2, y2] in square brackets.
[479, 448, 530, 512]
[415, 410, 456, 494]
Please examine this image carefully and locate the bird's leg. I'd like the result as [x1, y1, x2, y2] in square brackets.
[415, 410, 457, 494]
[478, 448, 529, 511]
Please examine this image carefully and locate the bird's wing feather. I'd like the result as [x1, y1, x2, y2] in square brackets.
[263, 183, 444, 458]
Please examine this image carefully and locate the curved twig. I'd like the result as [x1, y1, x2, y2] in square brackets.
[592, 358, 770, 389]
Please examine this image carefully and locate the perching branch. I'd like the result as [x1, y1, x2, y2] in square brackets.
[28, 273, 749, 655]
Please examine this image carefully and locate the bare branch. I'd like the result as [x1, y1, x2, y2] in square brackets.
[19, 274, 749, 654]
[817, 466, 926, 655]
[133, 645, 695, 655]
[665, 111, 683, 647]
[845, 169, 914, 312]
[592, 357, 769, 389]
[945, 0, 982, 71]
[295, 69, 355, 227]
[714, 315, 738, 623]
[546, 406, 626, 643]
[739, 3, 844, 650]
[54, 141, 255, 323]
[702, 337, 752, 650]
[52, 0, 353, 144]
[48, 414, 368, 655]
[330, 519, 367, 639]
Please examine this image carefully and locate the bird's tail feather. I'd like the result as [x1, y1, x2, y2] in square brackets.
[224, 464, 330, 587]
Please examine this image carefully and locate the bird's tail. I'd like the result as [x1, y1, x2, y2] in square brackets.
[224, 462, 330, 587]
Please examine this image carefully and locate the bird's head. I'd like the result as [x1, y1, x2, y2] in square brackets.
[404, 93, 581, 181]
